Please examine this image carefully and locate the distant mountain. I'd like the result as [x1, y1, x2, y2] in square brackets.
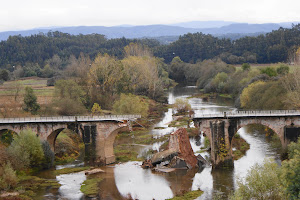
[170, 21, 237, 28]
[0, 21, 298, 41]
[201, 23, 283, 34]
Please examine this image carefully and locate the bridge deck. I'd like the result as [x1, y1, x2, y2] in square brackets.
[0, 115, 141, 124]
[193, 110, 300, 119]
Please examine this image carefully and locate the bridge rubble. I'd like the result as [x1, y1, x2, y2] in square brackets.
[142, 128, 208, 170]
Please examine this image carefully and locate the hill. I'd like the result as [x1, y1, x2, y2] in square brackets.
[0, 22, 297, 41]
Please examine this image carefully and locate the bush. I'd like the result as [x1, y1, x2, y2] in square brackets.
[0, 144, 9, 166]
[280, 138, 300, 199]
[113, 93, 149, 117]
[0, 69, 10, 81]
[41, 141, 55, 169]
[0, 162, 18, 191]
[277, 64, 289, 75]
[260, 67, 278, 77]
[7, 129, 44, 170]
[53, 79, 87, 115]
[230, 159, 285, 200]
[23, 86, 40, 114]
[242, 63, 251, 71]
[240, 80, 286, 110]
[54, 98, 87, 116]
[211, 72, 228, 93]
[173, 98, 192, 114]
[91, 103, 102, 115]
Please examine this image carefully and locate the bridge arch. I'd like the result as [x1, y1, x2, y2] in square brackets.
[47, 128, 65, 151]
[236, 118, 286, 145]
[106, 126, 130, 159]
[237, 121, 279, 136]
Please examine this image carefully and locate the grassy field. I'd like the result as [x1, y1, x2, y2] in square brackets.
[0, 77, 54, 97]
[0, 77, 54, 117]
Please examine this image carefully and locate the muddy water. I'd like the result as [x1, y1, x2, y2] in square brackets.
[37, 86, 282, 200]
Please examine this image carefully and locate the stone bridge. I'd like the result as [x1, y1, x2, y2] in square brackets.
[0, 115, 140, 165]
[193, 110, 300, 168]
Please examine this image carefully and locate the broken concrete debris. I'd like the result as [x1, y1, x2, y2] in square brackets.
[142, 128, 208, 170]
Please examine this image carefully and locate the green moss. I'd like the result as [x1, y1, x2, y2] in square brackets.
[232, 136, 250, 160]
[159, 140, 169, 151]
[135, 133, 169, 145]
[115, 149, 139, 162]
[218, 94, 233, 99]
[204, 137, 210, 149]
[167, 190, 203, 200]
[154, 127, 165, 129]
[14, 175, 61, 199]
[168, 116, 191, 127]
[195, 149, 207, 154]
[54, 167, 90, 175]
[80, 178, 103, 197]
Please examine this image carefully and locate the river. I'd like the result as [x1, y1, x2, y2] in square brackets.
[37, 86, 282, 200]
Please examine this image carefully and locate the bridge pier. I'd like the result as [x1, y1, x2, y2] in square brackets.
[81, 122, 129, 165]
[209, 120, 237, 168]
[194, 111, 300, 169]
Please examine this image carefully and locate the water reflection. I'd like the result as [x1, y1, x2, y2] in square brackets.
[192, 167, 213, 200]
[56, 172, 86, 200]
[114, 162, 173, 200]
[234, 126, 281, 186]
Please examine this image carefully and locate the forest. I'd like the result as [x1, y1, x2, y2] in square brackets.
[0, 24, 299, 71]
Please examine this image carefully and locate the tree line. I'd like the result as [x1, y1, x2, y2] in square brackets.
[0, 24, 300, 73]
[155, 24, 300, 64]
[0, 31, 160, 71]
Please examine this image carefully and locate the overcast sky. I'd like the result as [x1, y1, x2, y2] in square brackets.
[1, 0, 300, 32]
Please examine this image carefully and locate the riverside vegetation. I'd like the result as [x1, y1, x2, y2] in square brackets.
[0, 26, 300, 199]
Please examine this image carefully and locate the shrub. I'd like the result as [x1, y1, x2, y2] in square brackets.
[91, 103, 102, 115]
[173, 98, 192, 114]
[0, 144, 9, 166]
[230, 159, 284, 200]
[211, 72, 228, 93]
[234, 133, 241, 139]
[0, 162, 18, 190]
[113, 93, 149, 117]
[54, 98, 87, 116]
[53, 79, 87, 115]
[240, 80, 286, 110]
[23, 86, 40, 114]
[0, 69, 10, 81]
[241, 63, 251, 71]
[280, 138, 300, 199]
[7, 129, 44, 170]
[260, 67, 278, 77]
[42, 141, 55, 169]
[277, 64, 289, 75]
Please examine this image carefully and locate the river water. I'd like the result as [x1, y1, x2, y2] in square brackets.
[37, 86, 282, 200]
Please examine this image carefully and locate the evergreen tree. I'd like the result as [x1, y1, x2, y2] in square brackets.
[23, 86, 40, 114]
